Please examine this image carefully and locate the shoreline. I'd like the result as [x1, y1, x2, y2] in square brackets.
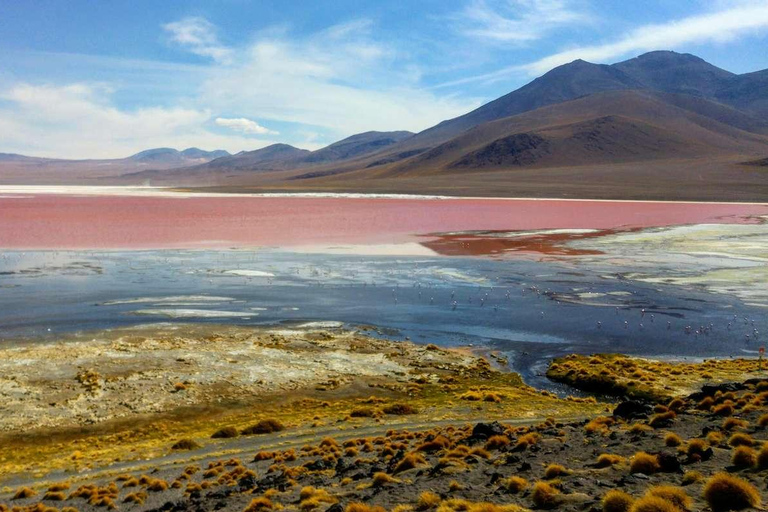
[0, 185, 767, 205]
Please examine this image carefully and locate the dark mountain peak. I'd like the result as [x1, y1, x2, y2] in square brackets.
[129, 148, 179, 161]
[129, 147, 230, 163]
[181, 148, 230, 159]
[613, 51, 734, 97]
[297, 131, 415, 165]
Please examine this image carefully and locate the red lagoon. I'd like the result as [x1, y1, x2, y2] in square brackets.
[0, 194, 766, 251]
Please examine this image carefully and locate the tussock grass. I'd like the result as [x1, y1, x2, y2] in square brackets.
[602, 490, 634, 512]
[703, 473, 761, 511]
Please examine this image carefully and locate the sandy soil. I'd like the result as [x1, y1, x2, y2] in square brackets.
[0, 324, 475, 433]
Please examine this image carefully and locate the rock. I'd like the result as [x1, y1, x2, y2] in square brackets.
[613, 400, 653, 420]
[518, 462, 532, 472]
[657, 451, 682, 473]
[470, 421, 506, 441]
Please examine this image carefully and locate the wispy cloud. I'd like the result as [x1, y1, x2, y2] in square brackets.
[196, 18, 480, 137]
[0, 83, 278, 158]
[215, 117, 278, 135]
[523, 1, 768, 75]
[439, 2, 768, 87]
[0, 18, 480, 158]
[455, 0, 589, 44]
[163, 17, 233, 64]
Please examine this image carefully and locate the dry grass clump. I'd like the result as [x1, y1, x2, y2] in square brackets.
[372, 472, 399, 486]
[628, 423, 653, 435]
[299, 486, 337, 510]
[382, 403, 418, 415]
[242, 419, 285, 435]
[43, 491, 67, 501]
[12, 487, 37, 500]
[596, 453, 625, 468]
[417, 435, 452, 453]
[505, 476, 528, 493]
[703, 472, 761, 511]
[602, 490, 634, 512]
[449, 481, 464, 492]
[585, 416, 615, 435]
[485, 435, 510, 450]
[459, 391, 483, 401]
[731, 446, 757, 468]
[630, 452, 660, 474]
[664, 432, 682, 447]
[531, 481, 562, 509]
[713, 403, 735, 417]
[686, 439, 709, 457]
[123, 491, 148, 505]
[667, 398, 686, 412]
[681, 470, 704, 485]
[171, 438, 201, 450]
[350, 407, 376, 418]
[707, 431, 724, 446]
[393, 453, 427, 474]
[723, 418, 749, 431]
[483, 392, 503, 403]
[416, 491, 442, 510]
[644, 485, 691, 511]
[649, 411, 676, 428]
[513, 432, 541, 451]
[243, 497, 274, 511]
[47, 483, 71, 492]
[758, 414, 768, 428]
[345, 504, 387, 512]
[544, 463, 571, 479]
[628, 496, 678, 512]
[756, 442, 768, 469]
[728, 433, 754, 447]
[212, 426, 239, 439]
[146, 479, 169, 492]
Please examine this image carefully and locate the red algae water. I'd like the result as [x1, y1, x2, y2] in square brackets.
[0, 193, 766, 250]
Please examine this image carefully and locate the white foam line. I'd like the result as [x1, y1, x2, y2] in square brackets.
[0, 186, 766, 206]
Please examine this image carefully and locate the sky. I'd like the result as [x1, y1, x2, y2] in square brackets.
[0, 0, 767, 159]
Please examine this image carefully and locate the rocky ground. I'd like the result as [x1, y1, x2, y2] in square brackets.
[0, 324, 603, 481]
[3, 329, 768, 512]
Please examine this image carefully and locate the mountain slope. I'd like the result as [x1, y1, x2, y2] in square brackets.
[375, 90, 768, 178]
[297, 131, 413, 164]
[613, 51, 735, 97]
[129, 147, 230, 163]
[0, 147, 230, 185]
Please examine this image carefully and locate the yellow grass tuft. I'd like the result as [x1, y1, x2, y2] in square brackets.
[703, 473, 761, 511]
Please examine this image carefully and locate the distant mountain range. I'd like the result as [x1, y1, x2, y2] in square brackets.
[2, 51, 767, 200]
[0, 147, 231, 185]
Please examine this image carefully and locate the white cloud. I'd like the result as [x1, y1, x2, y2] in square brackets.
[196, 20, 480, 136]
[0, 83, 280, 158]
[440, 2, 768, 87]
[0, 19, 480, 159]
[456, 0, 589, 44]
[215, 117, 278, 135]
[163, 17, 233, 64]
[522, 2, 768, 75]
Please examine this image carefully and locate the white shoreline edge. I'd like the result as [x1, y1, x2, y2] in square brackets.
[0, 185, 766, 206]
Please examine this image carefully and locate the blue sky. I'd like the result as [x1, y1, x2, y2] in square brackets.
[1, 0, 767, 158]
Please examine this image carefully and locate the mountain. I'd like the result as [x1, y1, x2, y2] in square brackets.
[0, 147, 230, 185]
[203, 144, 310, 170]
[3, 51, 768, 200]
[716, 69, 768, 118]
[129, 147, 230, 163]
[123, 132, 416, 184]
[612, 51, 735, 97]
[297, 131, 413, 164]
